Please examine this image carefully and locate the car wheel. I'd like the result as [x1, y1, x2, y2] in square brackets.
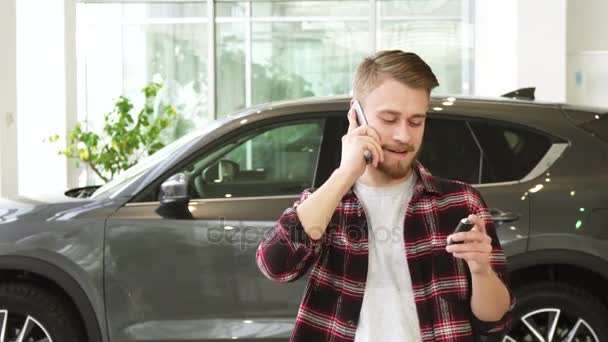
[503, 282, 607, 342]
[0, 282, 86, 342]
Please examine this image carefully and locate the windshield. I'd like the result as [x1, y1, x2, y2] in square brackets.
[90, 129, 204, 198]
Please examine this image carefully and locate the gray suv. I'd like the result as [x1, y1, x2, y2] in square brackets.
[1, 94, 607, 342]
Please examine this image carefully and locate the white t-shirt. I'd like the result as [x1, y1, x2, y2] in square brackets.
[353, 173, 422, 342]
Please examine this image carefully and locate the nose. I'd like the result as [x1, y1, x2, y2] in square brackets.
[392, 122, 411, 144]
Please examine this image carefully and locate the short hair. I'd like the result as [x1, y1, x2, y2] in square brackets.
[353, 50, 439, 99]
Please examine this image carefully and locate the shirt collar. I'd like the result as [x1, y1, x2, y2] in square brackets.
[412, 160, 443, 196]
[344, 160, 443, 203]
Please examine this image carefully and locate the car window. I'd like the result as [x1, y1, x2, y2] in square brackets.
[90, 128, 206, 199]
[183, 119, 324, 199]
[469, 120, 552, 183]
[420, 118, 481, 184]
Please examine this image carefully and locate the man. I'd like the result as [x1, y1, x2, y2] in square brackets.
[256, 50, 514, 342]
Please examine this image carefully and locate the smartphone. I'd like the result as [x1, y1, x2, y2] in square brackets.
[352, 100, 369, 126]
[447, 217, 475, 245]
[351, 100, 372, 164]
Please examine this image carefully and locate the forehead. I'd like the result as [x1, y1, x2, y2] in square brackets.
[363, 78, 430, 116]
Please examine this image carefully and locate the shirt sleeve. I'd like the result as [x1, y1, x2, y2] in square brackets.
[255, 188, 327, 283]
[466, 186, 516, 336]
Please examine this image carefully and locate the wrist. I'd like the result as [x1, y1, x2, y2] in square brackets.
[334, 167, 359, 184]
[471, 266, 495, 278]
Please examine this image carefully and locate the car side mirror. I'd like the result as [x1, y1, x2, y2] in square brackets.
[156, 173, 193, 220]
[159, 172, 191, 205]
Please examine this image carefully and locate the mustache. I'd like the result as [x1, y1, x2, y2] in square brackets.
[382, 144, 415, 152]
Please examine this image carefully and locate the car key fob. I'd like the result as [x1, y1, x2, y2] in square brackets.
[448, 217, 475, 245]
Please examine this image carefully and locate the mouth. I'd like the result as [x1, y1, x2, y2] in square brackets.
[384, 148, 410, 159]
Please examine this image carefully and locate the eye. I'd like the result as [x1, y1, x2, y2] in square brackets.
[382, 118, 396, 124]
[409, 120, 423, 127]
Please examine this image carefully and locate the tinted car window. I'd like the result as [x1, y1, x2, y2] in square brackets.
[184, 119, 324, 199]
[420, 118, 481, 184]
[469, 121, 551, 183]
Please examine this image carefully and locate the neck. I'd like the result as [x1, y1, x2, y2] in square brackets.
[358, 165, 414, 187]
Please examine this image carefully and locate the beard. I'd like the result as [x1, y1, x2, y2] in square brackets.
[377, 144, 419, 179]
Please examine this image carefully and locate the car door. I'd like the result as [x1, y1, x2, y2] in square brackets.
[103, 115, 332, 342]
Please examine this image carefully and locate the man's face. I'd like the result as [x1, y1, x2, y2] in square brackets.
[357, 78, 429, 179]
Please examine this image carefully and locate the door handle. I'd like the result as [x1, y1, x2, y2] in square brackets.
[490, 208, 520, 223]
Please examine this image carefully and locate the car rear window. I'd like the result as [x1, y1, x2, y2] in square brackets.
[469, 121, 552, 183]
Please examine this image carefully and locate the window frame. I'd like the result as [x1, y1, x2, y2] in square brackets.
[130, 114, 328, 203]
[185, 118, 326, 199]
[420, 114, 483, 185]
[448, 114, 567, 187]
[328, 111, 567, 188]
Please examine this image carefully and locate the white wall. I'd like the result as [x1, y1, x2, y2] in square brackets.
[517, 0, 566, 102]
[475, 0, 567, 102]
[474, 1, 519, 97]
[567, 0, 608, 107]
[0, 0, 19, 198]
[567, 0, 608, 52]
[16, 0, 68, 198]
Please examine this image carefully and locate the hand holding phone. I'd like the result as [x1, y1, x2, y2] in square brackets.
[447, 217, 475, 245]
[351, 100, 373, 164]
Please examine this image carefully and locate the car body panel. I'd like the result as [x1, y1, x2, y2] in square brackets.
[0, 95, 607, 341]
[0, 197, 124, 342]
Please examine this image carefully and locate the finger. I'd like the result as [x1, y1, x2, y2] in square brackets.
[362, 125, 382, 145]
[360, 136, 384, 165]
[349, 125, 380, 143]
[449, 231, 487, 244]
[347, 108, 358, 133]
[446, 242, 492, 254]
[366, 127, 385, 163]
[468, 214, 486, 233]
[360, 136, 384, 167]
[451, 252, 490, 262]
[361, 140, 381, 167]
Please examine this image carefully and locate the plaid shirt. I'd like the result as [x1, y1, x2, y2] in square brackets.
[256, 162, 514, 341]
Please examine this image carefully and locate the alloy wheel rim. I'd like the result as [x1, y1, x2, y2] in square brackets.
[503, 308, 599, 342]
[0, 310, 53, 342]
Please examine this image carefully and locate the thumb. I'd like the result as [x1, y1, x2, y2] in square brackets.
[468, 214, 486, 234]
[347, 108, 358, 133]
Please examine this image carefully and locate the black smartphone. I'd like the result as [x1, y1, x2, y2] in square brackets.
[447, 217, 475, 245]
[352, 100, 373, 164]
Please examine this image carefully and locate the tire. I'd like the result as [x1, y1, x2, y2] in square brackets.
[502, 282, 608, 342]
[0, 282, 86, 342]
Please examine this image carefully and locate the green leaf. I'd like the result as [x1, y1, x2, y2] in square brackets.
[52, 81, 179, 184]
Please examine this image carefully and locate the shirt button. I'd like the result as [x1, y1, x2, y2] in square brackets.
[348, 320, 356, 327]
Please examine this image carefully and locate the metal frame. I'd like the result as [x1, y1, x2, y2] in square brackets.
[75, 0, 473, 123]
[73, 0, 476, 186]
[208, 0, 216, 119]
[65, 0, 80, 189]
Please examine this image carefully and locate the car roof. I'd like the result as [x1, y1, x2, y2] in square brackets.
[225, 94, 566, 120]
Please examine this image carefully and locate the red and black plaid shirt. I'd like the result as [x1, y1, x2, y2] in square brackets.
[256, 162, 514, 341]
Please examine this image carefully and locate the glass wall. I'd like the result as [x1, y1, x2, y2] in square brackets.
[77, 2, 209, 142]
[77, 0, 473, 137]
